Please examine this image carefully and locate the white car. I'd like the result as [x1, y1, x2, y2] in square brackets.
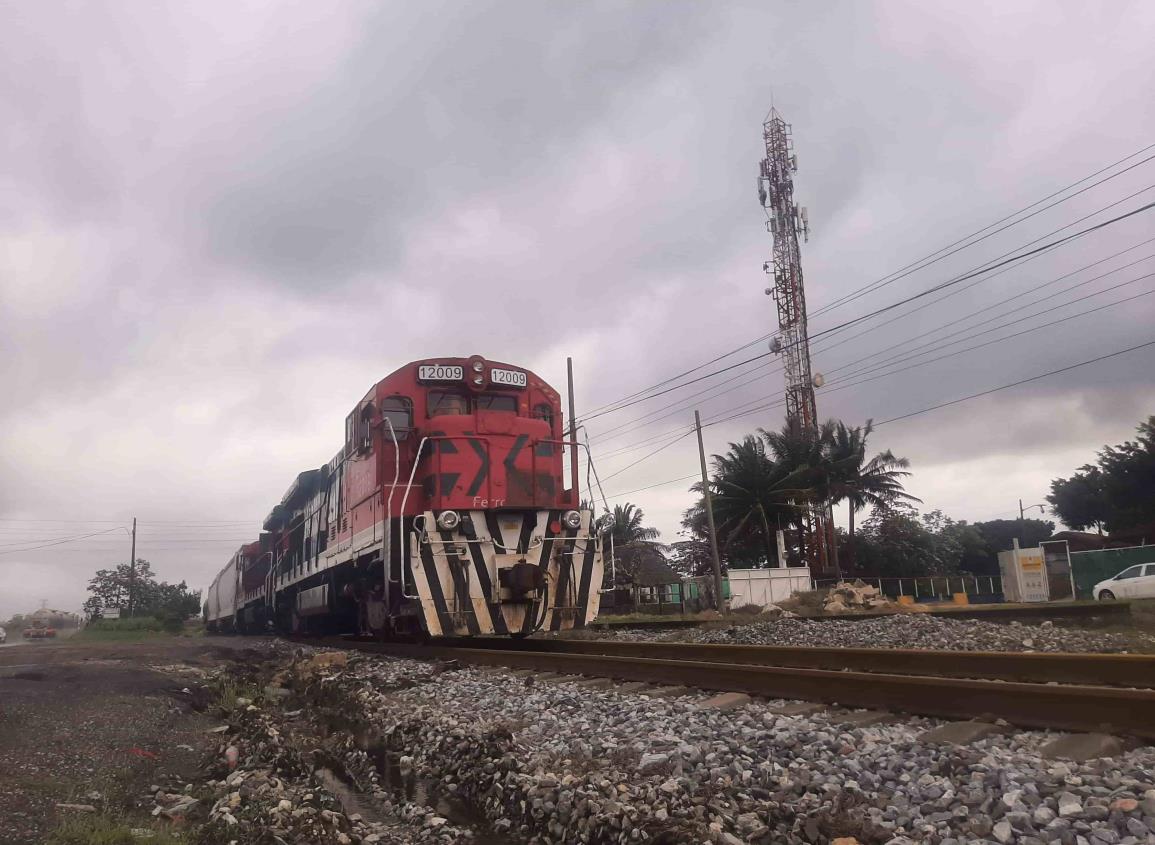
[1093, 563, 1155, 600]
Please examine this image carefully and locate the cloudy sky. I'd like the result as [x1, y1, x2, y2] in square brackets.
[2, 1, 1154, 619]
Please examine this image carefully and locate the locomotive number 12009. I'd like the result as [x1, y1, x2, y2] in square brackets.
[491, 368, 527, 388]
[418, 364, 464, 382]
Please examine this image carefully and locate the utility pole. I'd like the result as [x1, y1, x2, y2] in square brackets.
[694, 411, 726, 614]
[566, 357, 580, 505]
[127, 517, 137, 617]
[758, 106, 832, 575]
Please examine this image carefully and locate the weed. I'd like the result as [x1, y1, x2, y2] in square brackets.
[45, 814, 185, 845]
[210, 675, 260, 711]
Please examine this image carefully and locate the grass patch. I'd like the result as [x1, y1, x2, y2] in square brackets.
[594, 610, 723, 625]
[210, 675, 261, 711]
[75, 618, 204, 642]
[45, 814, 185, 845]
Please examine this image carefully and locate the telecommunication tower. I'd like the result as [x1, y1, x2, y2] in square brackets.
[757, 107, 830, 572]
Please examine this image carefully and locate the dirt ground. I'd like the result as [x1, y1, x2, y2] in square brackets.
[0, 637, 270, 845]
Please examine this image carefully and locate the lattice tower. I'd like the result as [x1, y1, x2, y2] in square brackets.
[758, 107, 830, 572]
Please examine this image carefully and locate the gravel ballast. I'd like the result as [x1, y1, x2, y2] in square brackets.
[292, 646, 1155, 845]
[589, 613, 1155, 654]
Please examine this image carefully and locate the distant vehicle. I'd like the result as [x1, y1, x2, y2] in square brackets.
[0, 626, 6, 643]
[22, 620, 56, 639]
[1094, 563, 1155, 600]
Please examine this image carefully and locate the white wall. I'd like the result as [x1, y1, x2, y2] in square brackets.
[727, 566, 812, 609]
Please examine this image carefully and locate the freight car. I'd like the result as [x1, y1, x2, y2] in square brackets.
[204, 355, 606, 638]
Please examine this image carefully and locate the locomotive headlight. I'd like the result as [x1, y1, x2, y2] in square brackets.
[436, 510, 461, 531]
[473, 375, 484, 385]
[472, 361, 484, 373]
[561, 510, 583, 530]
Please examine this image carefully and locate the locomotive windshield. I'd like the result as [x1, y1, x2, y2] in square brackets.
[427, 391, 470, 416]
[428, 391, 518, 416]
[476, 394, 517, 412]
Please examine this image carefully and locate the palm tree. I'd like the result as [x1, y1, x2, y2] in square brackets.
[703, 436, 812, 567]
[824, 420, 920, 571]
[605, 503, 666, 596]
[759, 421, 835, 567]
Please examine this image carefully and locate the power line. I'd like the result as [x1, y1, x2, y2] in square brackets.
[810, 148, 1155, 318]
[591, 260, 1155, 480]
[825, 286, 1155, 394]
[590, 360, 780, 446]
[603, 339, 1155, 503]
[576, 142, 1155, 421]
[598, 282, 1154, 487]
[873, 338, 1155, 427]
[580, 351, 773, 423]
[820, 239, 1155, 378]
[604, 473, 701, 501]
[584, 190, 1155, 431]
[599, 432, 694, 482]
[838, 274, 1155, 384]
[0, 527, 127, 556]
[808, 194, 1155, 346]
[580, 334, 773, 418]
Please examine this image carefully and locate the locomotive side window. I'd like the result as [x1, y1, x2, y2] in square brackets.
[476, 394, 518, 413]
[344, 412, 355, 456]
[358, 403, 374, 453]
[532, 403, 554, 428]
[380, 397, 413, 440]
[427, 391, 469, 417]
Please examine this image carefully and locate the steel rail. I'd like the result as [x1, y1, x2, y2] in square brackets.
[320, 640, 1155, 739]
[436, 637, 1155, 688]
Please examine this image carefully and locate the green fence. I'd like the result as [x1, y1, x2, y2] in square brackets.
[1071, 546, 1155, 599]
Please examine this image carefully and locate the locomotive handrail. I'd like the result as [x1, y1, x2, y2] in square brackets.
[393, 427, 423, 600]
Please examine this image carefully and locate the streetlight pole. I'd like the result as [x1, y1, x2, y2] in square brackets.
[1018, 499, 1046, 546]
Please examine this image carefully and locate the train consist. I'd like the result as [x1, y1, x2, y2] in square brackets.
[204, 355, 606, 638]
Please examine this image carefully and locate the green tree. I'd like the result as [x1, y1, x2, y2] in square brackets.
[1047, 465, 1108, 533]
[702, 435, 811, 568]
[83, 560, 201, 625]
[973, 518, 1054, 556]
[667, 502, 718, 578]
[824, 420, 920, 572]
[83, 559, 157, 617]
[1096, 417, 1155, 531]
[605, 503, 666, 590]
[940, 520, 993, 575]
[1046, 417, 1155, 534]
[848, 506, 984, 578]
[849, 504, 937, 577]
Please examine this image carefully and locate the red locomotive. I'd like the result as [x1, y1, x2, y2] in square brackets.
[204, 355, 605, 638]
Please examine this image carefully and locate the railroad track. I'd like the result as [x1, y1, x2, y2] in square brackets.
[294, 636, 1155, 739]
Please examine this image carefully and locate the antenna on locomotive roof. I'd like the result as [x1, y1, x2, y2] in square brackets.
[566, 357, 580, 503]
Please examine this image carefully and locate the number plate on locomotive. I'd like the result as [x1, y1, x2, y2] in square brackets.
[418, 364, 464, 382]
[490, 368, 527, 388]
